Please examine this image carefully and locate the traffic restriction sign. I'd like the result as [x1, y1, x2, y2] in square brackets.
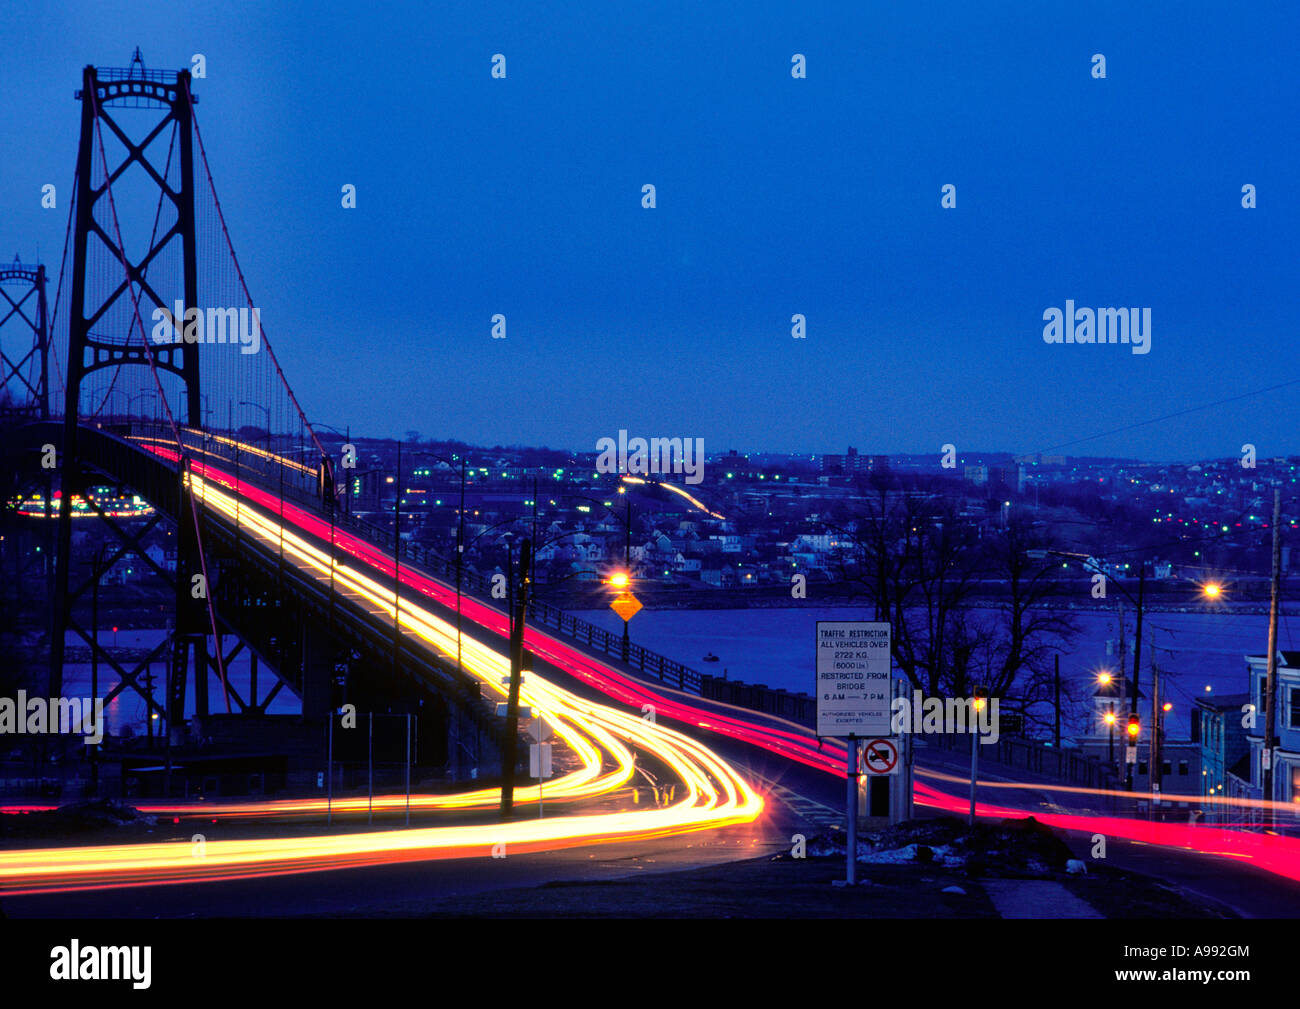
[862, 737, 899, 776]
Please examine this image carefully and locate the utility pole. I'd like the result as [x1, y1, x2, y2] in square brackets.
[1262, 488, 1282, 829]
[622, 492, 632, 662]
[1118, 599, 1132, 791]
[1150, 655, 1160, 818]
[501, 538, 531, 820]
[1131, 564, 1145, 708]
[393, 439, 401, 683]
[451, 454, 466, 682]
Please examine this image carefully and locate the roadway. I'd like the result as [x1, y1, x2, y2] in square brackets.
[4, 434, 1299, 915]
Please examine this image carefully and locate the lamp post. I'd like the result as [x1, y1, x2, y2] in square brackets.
[393, 446, 470, 672]
[568, 488, 637, 662]
[609, 569, 632, 662]
[1032, 549, 1149, 790]
[390, 441, 471, 684]
[393, 439, 402, 684]
[424, 453, 469, 685]
[126, 391, 154, 426]
[307, 419, 351, 517]
[501, 537, 531, 820]
[239, 400, 271, 450]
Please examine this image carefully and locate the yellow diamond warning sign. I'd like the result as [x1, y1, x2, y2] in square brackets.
[610, 592, 642, 622]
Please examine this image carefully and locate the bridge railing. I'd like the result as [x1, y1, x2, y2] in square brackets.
[326, 507, 707, 693]
[125, 422, 718, 699]
[925, 729, 1122, 791]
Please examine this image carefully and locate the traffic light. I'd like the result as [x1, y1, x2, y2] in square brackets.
[1126, 714, 1140, 739]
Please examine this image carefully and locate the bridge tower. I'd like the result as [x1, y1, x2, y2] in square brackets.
[0, 259, 54, 647]
[51, 52, 205, 732]
[0, 259, 50, 418]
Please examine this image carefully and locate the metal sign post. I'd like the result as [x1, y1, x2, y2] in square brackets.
[846, 735, 858, 884]
[817, 622, 891, 885]
[529, 740, 553, 818]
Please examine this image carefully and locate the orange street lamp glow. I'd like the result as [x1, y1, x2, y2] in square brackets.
[607, 572, 629, 589]
[1203, 582, 1223, 599]
[1097, 672, 1112, 686]
[1104, 712, 1117, 725]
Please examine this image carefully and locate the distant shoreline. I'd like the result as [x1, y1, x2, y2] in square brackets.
[543, 585, 1298, 618]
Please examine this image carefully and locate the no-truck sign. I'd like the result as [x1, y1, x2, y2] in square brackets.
[862, 737, 899, 775]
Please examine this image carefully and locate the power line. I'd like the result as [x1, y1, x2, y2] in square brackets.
[1032, 376, 1300, 456]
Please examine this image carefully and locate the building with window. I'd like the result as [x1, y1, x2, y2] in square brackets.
[1192, 692, 1250, 824]
[1235, 651, 1300, 822]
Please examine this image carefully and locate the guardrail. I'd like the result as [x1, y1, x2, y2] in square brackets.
[131, 424, 798, 707]
[927, 729, 1120, 791]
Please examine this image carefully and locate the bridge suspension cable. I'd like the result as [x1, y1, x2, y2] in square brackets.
[87, 80, 232, 711]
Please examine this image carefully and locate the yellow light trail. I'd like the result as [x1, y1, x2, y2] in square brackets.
[191, 429, 317, 476]
[621, 475, 726, 520]
[0, 469, 763, 894]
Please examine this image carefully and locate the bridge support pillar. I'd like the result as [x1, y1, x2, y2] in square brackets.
[300, 622, 335, 721]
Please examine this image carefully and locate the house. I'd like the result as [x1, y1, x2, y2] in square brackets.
[700, 564, 738, 588]
[1234, 650, 1300, 822]
[1192, 692, 1251, 823]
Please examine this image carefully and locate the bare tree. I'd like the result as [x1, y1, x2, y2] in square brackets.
[825, 476, 1078, 733]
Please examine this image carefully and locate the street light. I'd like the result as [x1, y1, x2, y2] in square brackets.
[417, 451, 470, 688]
[391, 441, 477, 685]
[126, 391, 155, 425]
[239, 400, 271, 450]
[568, 489, 637, 662]
[308, 418, 351, 517]
[1037, 548, 1150, 791]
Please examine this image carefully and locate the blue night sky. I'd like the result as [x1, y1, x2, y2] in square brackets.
[2, 1, 1296, 460]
